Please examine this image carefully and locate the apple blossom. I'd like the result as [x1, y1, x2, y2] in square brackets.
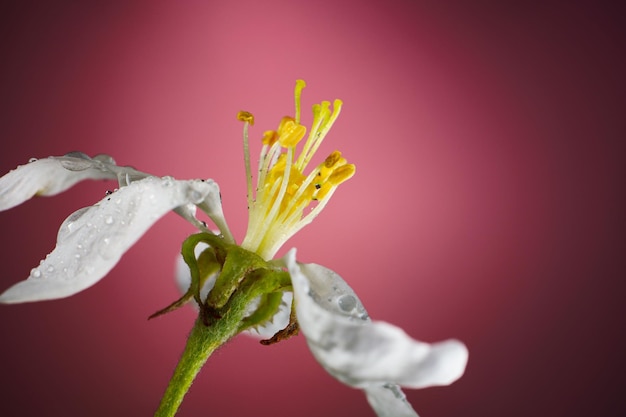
[0, 80, 467, 417]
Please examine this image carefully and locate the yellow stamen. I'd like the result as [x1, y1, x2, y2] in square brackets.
[238, 111, 255, 209]
[277, 117, 306, 148]
[237, 111, 255, 125]
[294, 79, 306, 124]
[240, 80, 355, 260]
[328, 164, 356, 186]
[262, 130, 278, 146]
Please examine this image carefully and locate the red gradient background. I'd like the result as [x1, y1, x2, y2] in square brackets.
[0, 1, 624, 416]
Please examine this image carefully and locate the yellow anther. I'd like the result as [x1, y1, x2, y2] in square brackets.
[314, 182, 333, 201]
[328, 164, 356, 186]
[319, 101, 331, 122]
[324, 151, 346, 168]
[278, 119, 307, 148]
[237, 111, 255, 125]
[332, 99, 343, 114]
[262, 130, 278, 146]
[277, 116, 295, 133]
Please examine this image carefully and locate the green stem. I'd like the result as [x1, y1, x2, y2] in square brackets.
[154, 237, 292, 417]
[154, 315, 239, 417]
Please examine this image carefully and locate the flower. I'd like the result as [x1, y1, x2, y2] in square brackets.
[0, 81, 467, 417]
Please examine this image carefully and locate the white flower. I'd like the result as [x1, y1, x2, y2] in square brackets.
[0, 81, 467, 416]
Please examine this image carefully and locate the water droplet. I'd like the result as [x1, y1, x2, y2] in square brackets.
[47, 266, 55, 273]
[28, 157, 38, 163]
[98, 236, 116, 260]
[338, 295, 357, 312]
[64, 151, 91, 160]
[162, 176, 174, 187]
[75, 253, 81, 259]
[104, 215, 114, 225]
[60, 153, 93, 171]
[30, 268, 41, 278]
[57, 207, 90, 242]
[189, 190, 202, 203]
[93, 154, 116, 165]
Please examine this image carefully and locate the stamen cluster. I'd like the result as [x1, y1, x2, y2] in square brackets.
[237, 80, 355, 259]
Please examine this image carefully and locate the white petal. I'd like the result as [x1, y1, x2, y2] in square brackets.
[195, 179, 234, 244]
[246, 292, 292, 338]
[364, 384, 419, 417]
[285, 249, 468, 389]
[175, 242, 216, 303]
[0, 176, 219, 303]
[0, 153, 118, 211]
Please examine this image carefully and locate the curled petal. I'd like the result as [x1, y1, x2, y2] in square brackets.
[0, 153, 120, 211]
[196, 179, 234, 244]
[245, 291, 292, 338]
[285, 249, 468, 389]
[0, 177, 219, 303]
[175, 242, 216, 303]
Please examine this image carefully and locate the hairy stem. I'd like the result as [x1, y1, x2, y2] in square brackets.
[154, 315, 239, 417]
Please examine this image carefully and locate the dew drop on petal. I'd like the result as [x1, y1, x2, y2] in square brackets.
[47, 266, 54, 273]
[104, 215, 114, 225]
[28, 157, 38, 163]
[93, 154, 116, 165]
[161, 176, 174, 187]
[57, 207, 90, 243]
[30, 268, 41, 278]
[98, 236, 116, 260]
[337, 294, 357, 312]
[60, 154, 93, 171]
[64, 151, 91, 160]
[189, 191, 203, 203]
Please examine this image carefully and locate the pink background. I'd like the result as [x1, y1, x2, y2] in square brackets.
[0, 1, 624, 416]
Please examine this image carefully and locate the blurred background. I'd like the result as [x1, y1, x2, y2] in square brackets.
[0, 1, 624, 416]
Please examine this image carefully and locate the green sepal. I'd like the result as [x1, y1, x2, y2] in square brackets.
[238, 291, 284, 333]
[206, 245, 267, 309]
[180, 233, 226, 305]
[149, 233, 225, 319]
